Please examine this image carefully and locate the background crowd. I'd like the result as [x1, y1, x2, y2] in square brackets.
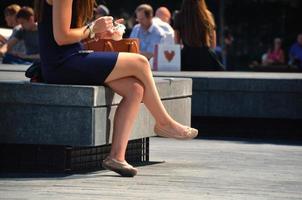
[0, 0, 301, 71]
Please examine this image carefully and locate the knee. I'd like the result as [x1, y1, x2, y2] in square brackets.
[135, 55, 151, 74]
[127, 81, 144, 101]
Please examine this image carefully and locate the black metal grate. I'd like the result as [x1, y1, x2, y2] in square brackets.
[0, 138, 149, 173]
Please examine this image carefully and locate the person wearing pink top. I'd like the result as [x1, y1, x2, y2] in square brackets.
[262, 38, 285, 66]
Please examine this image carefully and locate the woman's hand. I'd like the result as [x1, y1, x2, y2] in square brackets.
[95, 18, 125, 40]
[114, 18, 124, 25]
[93, 16, 114, 34]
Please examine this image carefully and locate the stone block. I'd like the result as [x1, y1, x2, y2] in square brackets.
[0, 78, 192, 146]
[154, 71, 302, 119]
[0, 64, 29, 81]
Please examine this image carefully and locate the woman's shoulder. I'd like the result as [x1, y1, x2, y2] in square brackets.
[206, 10, 213, 15]
[206, 10, 215, 22]
[205, 10, 215, 30]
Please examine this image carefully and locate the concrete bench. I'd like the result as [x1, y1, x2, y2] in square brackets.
[154, 71, 302, 119]
[1, 65, 301, 119]
[2, 65, 301, 119]
[0, 77, 192, 172]
[0, 78, 192, 146]
[153, 71, 302, 138]
[0, 64, 30, 81]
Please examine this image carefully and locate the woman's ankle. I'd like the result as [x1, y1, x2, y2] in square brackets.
[108, 153, 125, 162]
[155, 117, 175, 127]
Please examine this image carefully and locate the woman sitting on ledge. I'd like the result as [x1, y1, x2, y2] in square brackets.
[34, 0, 198, 177]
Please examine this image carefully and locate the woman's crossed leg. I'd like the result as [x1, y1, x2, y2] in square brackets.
[103, 53, 198, 176]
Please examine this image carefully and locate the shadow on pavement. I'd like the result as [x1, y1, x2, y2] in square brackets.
[193, 117, 302, 146]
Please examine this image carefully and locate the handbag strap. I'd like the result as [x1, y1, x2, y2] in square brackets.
[128, 41, 139, 53]
[104, 41, 114, 52]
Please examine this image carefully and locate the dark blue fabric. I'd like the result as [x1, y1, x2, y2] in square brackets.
[38, 1, 118, 85]
[181, 45, 224, 71]
[2, 53, 32, 65]
[289, 43, 302, 68]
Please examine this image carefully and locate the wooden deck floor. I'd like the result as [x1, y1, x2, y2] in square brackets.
[1, 137, 302, 200]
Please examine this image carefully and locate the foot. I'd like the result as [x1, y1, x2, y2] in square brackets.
[102, 157, 138, 177]
[154, 122, 198, 140]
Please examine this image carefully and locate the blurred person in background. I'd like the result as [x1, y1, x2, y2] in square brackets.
[153, 7, 174, 44]
[170, 10, 179, 28]
[130, 4, 165, 59]
[94, 4, 110, 19]
[174, 0, 224, 71]
[289, 33, 302, 70]
[262, 38, 285, 66]
[0, 4, 26, 63]
[0, 6, 39, 64]
[155, 7, 171, 24]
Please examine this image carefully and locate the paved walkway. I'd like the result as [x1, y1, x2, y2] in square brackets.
[1, 137, 302, 200]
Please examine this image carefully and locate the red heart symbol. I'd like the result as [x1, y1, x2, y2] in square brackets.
[164, 50, 175, 62]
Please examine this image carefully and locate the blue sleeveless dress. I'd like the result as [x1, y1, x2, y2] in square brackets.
[38, 2, 118, 85]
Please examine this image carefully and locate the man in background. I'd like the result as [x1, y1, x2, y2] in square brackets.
[289, 33, 302, 70]
[153, 7, 174, 44]
[0, 4, 26, 63]
[0, 6, 39, 64]
[155, 7, 172, 24]
[130, 4, 165, 59]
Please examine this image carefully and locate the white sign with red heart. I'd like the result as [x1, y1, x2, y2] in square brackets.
[153, 44, 181, 71]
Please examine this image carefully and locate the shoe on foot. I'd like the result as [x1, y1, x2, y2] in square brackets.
[102, 157, 138, 177]
[154, 124, 198, 140]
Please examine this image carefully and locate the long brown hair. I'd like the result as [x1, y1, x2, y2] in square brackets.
[34, 0, 95, 27]
[178, 0, 215, 47]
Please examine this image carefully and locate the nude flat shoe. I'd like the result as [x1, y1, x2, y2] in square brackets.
[102, 157, 138, 177]
[154, 124, 198, 140]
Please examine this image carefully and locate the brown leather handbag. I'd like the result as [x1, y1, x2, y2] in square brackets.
[83, 38, 140, 53]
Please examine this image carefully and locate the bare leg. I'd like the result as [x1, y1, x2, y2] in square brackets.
[106, 77, 144, 161]
[105, 53, 172, 125]
[105, 53, 194, 138]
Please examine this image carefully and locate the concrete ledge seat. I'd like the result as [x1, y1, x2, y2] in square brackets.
[154, 71, 302, 119]
[0, 64, 30, 81]
[0, 78, 192, 146]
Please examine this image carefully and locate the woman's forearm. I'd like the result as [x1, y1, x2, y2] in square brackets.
[53, 25, 90, 45]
